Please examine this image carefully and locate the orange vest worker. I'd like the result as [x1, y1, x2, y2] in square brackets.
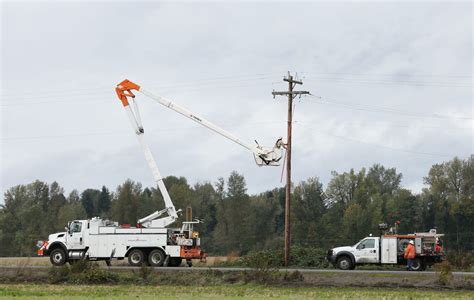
[404, 243, 415, 259]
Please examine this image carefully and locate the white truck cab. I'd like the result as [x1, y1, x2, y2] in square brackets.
[327, 229, 445, 271]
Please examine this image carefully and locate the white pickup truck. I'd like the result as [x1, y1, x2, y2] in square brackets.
[326, 229, 445, 271]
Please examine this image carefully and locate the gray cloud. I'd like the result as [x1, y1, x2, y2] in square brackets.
[1, 1, 472, 201]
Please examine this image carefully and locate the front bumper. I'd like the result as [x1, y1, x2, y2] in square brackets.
[326, 249, 337, 264]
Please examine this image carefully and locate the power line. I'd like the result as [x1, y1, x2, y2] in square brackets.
[307, 94, 473, 120]
[295, 119, 471, 131]
[302, 76, 472, 88]
[3, 71, 470, 99]
[1, 121, 286, 142]
[1, 72, 282, 99]
[300, 71, 472, 79]
[302, 127, 456, 158]
[1, 98, 111, 107]
[3, 117, 469, 142]
[1, 78, 279, 105]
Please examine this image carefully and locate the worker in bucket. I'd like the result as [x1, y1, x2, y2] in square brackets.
[404, 240, 416, 271]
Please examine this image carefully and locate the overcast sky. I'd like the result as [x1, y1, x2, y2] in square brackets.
[1, 1, 472, 202]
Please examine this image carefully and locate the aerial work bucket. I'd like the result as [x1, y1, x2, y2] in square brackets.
[253, 137, 285, 166]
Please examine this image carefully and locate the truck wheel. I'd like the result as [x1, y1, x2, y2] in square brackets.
[410, 258, 423, 271]
[148, 249, 165, 267]
[169, 257, 182, 267]
[398, 239, 410, 252]
[336, 256, 353, 270]
[50, 248, 67, 266]
[128, 249, 145, 266]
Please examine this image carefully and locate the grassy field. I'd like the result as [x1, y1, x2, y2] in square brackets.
[0, 284, 472, 299]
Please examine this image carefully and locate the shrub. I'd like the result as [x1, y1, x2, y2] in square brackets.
[48, 261, 119, 284]
[241, 246, 328, 268]
[283, 270, 304, 282]
[69, 266, 119, 284]
[435, 261, 453, 286]
[137, 264, 153, 282]
[289, 246, 329, 268]
[48, 265, 70, 283]
[447, 252, 473, 271]
[69, 260, 92, 273]
[242, 249, 282, 269]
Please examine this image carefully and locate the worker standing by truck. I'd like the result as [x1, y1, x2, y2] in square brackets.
[404, 240, 416, 270]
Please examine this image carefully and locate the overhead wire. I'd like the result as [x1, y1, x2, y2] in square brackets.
[1, 72, 283, 99]
[290, 89, 466, 159]
[306, 94, 473, 120]
[3, 72, 471, 159]
[1, 120, 287, 142]
[1, 76, 281, 106]
[298, 124, 457, 158]
[303, 77, 471, 88]
[299, 71, 472, 79]
[298, 71, 472, 88]
[4, 70, 471, 101]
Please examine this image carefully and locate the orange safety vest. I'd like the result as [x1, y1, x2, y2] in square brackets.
[404, 244, 416, 259]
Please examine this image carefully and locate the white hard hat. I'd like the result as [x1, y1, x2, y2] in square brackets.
[409, 240, 414, 245]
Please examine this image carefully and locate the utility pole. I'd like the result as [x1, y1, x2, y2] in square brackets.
[272, 71, 309, 267]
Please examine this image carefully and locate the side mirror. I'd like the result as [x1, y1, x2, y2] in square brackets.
[64, 226, 68, 231]
[361, 245, 366, 249]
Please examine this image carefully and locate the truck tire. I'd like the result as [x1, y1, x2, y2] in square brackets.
[336, 256, 353, 270]
[148, 249, 165, 267]
[168, 257, 182, 267]
[398, 239, 410, 253]
[128, 249, 145, 266]
[50, 248, 67, 266]
[410, 258, 424, 271]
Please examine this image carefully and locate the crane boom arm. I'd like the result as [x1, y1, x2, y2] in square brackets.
[116, 86, 178, 227]
[116, 79, 284, 166]
[115, 79, 283, 227]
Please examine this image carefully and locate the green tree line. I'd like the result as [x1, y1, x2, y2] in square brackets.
[0, 156, 472, 257]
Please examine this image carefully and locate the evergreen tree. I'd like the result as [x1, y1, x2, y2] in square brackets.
[80, 189, 100, 218]
[97, 186, 111, 216]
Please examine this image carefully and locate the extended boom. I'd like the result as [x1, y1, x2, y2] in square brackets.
[115, 79, 284, 227]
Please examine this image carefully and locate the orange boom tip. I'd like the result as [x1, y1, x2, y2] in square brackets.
[115, 79, 141, 107]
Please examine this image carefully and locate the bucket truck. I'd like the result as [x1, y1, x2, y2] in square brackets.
[37, 79, 284, 267]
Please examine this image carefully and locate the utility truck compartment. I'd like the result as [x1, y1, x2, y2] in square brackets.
[381, 237, 397, 264]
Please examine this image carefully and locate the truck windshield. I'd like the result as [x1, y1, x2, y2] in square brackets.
[70, 222, 82, 233]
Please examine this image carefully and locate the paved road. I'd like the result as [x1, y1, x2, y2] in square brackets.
[1, 265, 472, 276]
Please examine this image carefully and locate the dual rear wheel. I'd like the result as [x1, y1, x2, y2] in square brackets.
[128, 249, 182, 267]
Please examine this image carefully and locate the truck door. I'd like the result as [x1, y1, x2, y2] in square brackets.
[354, 238, 378, 263]
[66, 221, 86, 250]
[381, 237, 397, 264]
